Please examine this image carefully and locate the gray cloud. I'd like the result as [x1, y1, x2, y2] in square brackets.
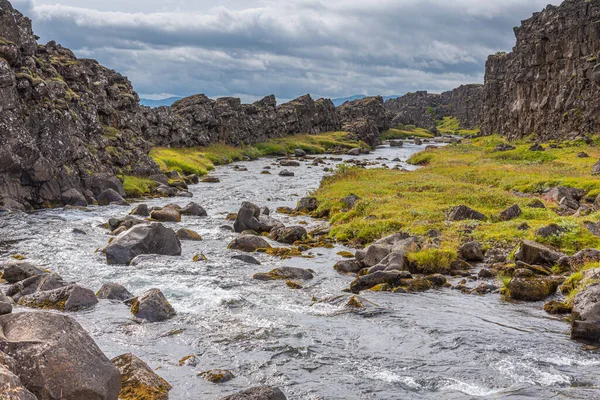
[12, 0, 561, 102]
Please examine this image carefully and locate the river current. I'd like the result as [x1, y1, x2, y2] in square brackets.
[1, 141, 599, 399]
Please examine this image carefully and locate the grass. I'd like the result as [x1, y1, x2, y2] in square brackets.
[150, 132, 367, 176]
[313, 135, 600, 254]
[406, 249, 457, 274]
[121, 176, 158, 197]
[436, 117, 480, 136]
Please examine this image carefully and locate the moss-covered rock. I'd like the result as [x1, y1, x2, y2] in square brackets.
[198, 369, 235, 383]
[112, 353, 172, 400]
[505, 276, 564, 301]
[544, 300, 572, 315]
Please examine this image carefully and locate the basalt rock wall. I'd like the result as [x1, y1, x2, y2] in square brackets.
[384, 85, 483, 130]
[481, 0, 600, 140]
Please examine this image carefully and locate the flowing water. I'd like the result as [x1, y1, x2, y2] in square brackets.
[1, 141, 599, 400]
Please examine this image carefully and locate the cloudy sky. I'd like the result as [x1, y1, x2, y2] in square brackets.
[12, 0, 560, 103]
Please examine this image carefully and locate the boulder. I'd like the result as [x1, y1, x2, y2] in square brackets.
[1, 261, 44, 283]
[368, 251, 409, 273]
[341, 194, 360, 209]
[202, 176, 221, 183]
[176, 228, 203, 241]
[96, 282, 134, 301]
[458, 241, 484, 262]
[295, 197, 318, 212]
[593, 160, 600, 175]
[219, 386, 287, 400]
[528, 199, 546, 209]
[347, 148, 361, 156]
[233, 202, 262, 233]
[584, 221, 600, 237]
[294, 149, 306, 157]
[150, 207, 181, 222]
[279, 169, 294, 177]
[571, 283, 600, 342]
[333, 260, 363, 274]
[112, 353, 172, 400]
[228, 235, 270, 252]
[0, 292, 12, 316]
[0, 362, 37, 400]
[108, 215, 145, 231]
[257, 215, 284, 233]
[19, 284, 98, 312]
[506, 276, 563, 301]
[499, 204, 522, 221]
[0, 312, 120, 400]
[350, 271, 411, 293]
[130, 288, 176, 322]
[181, 202, 207, 216]
[198, 369, 235, 383]
[130, 204, 150, 217]
[536, 224, 565, 238]
[97, 188, 129, 206]
[362, 244, 391, 268]
[448, 205, 486, 221]
[269, 226, 307, 244]
[544, 186, 586, 204]
[61, 188, 87, 207]
[253, 267, 314, 281]
[494, 143, 515, 152]
[280, 160, 300, 167]
[231, 254, 261, 265]
[106, 223, 181, 265]
[514, 240, 565, 267]
[7, 273, 67, 303]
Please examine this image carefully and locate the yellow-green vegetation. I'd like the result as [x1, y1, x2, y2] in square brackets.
[150, 132, 367, 176]
[562, 262, 600, 305]
[381, 126, 434, 140]
[121, 176, 158, 198]
[436, 116, 480, 136]
[313, 135, 600, 254]
[406, 249, 457, 274]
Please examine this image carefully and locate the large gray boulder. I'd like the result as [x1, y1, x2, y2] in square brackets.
[253, 267, 314, 281]
[96, 282, 134, 301]
[458, 241, 484, 262]
[349, 271, 411, 293]
[112, 353, 172, 400]
[219, 386, 287, 400]
[228, 235, 270, 252]
[6, 273, 67, 303]
[233, 202, 262, 233]
[1, 260, 44, 283]
[0, 312, 120, 400]
[269, 226, 307, 244]
[0, 357, 37, 400]
[571, 283, 600, 342]
[130, 288, 176, 322]
[514, 240, 565, 267]
[105, 223, 181, 265]
[97, 188, 129, 206]
[18, 284, 98, 312]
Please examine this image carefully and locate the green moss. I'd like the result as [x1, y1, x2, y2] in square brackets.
[406, 250, 457, 274]
[381, 127, 434, 140]
[436, 116, 480, 136]
[121, 176, 157, 197]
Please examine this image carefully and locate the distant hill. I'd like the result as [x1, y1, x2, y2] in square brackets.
[140, 97, 182, 108]
[331, 94, 402, 106]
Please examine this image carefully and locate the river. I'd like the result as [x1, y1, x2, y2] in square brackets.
[1, 140, 599, 399]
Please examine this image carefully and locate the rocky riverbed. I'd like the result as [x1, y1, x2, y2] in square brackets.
[1, 140, 600, 399]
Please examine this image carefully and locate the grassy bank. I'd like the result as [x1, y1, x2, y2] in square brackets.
[313, 135, 600, 254]
[149, 132, 368, 177]
[380, 117, 480, 140]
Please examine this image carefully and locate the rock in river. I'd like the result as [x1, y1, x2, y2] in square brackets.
[112, 353, 172, 400]
[129, 288, 176, 322]
[105, 222, 181, 265]
[1, 260, 44, 283]
[97, 188, 130, 206]
[0, 312, 120, 400]
[18, 284, 98, 311]
[97, 282, 134, 301]
[514, 240, 565, 267]
[219, 386, 287, 400]
[176, 228, 203, 241]
[571, 283, 600, 342]
[253, 267, 314, 281]
[228, 235, 271, 252]
[269, 226, 307, 244]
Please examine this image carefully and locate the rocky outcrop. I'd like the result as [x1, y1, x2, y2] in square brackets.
[384, 85, 483, 130]
[0, 312, 121, 399]
[481, 0, 600, 140]
[0, 0, 159, 210]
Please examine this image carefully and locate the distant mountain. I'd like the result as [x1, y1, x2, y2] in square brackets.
[140, 97, 182, 108]
[331, 94, 402, 106]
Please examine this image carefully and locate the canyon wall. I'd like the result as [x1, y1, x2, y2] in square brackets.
[384, 84, 483, 130]
[481, 0, 600, 140]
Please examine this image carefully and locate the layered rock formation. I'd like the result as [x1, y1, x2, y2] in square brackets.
[384, 84, 483, 130]
[481, 0, 600, 140]
[144, 93, 388, 148]
[0, 0, 158, 210]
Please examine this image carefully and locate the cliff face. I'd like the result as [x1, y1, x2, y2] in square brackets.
[144, 93, 387, 149]
[0, 0, 158, 210]
[481, 0, 600, 140]
[384, 85, 483, 130]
